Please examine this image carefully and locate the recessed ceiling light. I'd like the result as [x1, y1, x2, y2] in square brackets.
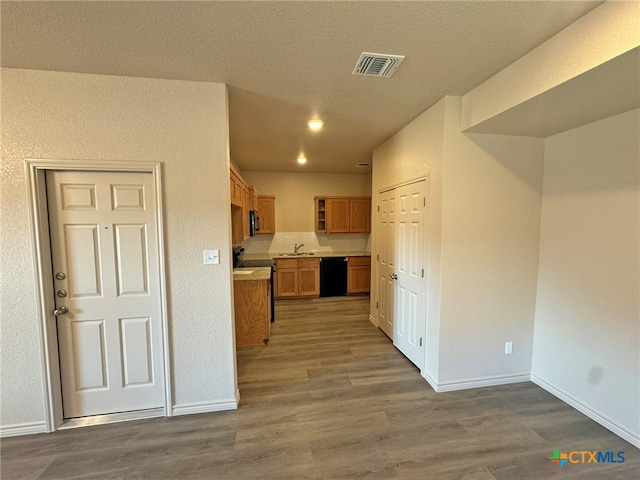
[308, 120, 324, 131]
[297, 155, 307, 165]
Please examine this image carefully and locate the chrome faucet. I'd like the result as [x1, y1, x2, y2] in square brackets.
[294, 243, 304, 254]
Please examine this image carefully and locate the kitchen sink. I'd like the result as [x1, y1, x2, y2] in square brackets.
[278, 252, 315, 257]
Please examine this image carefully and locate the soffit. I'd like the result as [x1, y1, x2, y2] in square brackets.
[464, 48, 640, 137]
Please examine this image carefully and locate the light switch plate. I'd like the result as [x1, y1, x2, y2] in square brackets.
[203, 250, 219, 265]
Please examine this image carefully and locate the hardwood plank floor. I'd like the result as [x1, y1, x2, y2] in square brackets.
[2, 297, 637, 479]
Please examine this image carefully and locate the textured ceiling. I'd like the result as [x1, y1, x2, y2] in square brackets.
[1, 1, 603, 174]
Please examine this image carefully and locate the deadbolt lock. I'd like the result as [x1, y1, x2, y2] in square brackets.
[56, 289, 68, 298]
[55, 272, 66, 281]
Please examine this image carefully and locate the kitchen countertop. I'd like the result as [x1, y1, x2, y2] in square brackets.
[242, 251, 371, 261]
[232, 267, 271, 281]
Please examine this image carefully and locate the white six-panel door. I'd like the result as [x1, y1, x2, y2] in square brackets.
[378, 189, 395, 338]
[46, 171, 164, 419]
[393, 181, 426, 368]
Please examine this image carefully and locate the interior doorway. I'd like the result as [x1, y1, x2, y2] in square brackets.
[375, 179, 427, 369]
[26, 160, 171, 431]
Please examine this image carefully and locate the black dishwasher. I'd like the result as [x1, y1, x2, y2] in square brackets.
[319, 257, 348, 297]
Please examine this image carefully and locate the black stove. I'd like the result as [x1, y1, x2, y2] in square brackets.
[237, 259, 274, 269]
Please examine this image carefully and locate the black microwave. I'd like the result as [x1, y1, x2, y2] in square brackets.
[249, 210, 260, 236]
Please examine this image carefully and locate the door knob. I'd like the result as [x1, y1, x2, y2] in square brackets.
[53, 306, 69, 316]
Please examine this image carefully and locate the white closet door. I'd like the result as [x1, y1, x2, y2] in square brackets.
[393, 181, 426, 368]
[377, 189, 395, 338]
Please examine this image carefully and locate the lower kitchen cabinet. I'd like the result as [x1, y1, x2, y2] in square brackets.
[275, 259, 298, 297]
[234, 278, 271, 346]
[298, 259, 320, 296]
[275, 257, 319, 298]
[347, 256, 371, 294]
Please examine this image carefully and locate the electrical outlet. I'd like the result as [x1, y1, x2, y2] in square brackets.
[505, 341, 513, 355]
[203, 250, 219, 265]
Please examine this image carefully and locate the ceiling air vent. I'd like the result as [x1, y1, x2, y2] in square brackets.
[352, 52, 405, 78]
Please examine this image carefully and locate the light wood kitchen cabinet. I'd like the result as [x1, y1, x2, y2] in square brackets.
[230, 166, 265, 243]
[230, 166, 245, 244]
[257, 195, 276, 234]
[315, 198, 327, 232]
[274, 257, 319, 298]
[349, 197, 371, 233]
[275, 258, 298, 297]
[249, 186, 259, 211]
[231, 208, 243, 245]
[298, 258, 320, 296]
[326, 198, 350, 233]
[230, 170, 244, 207]
[234, 278, 271, 346]
[347, 256, 371, 294]
[315, 196, 371, 233]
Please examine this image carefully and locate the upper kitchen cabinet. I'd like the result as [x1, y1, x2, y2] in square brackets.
[315, 198, 327, 232]
[230, 168, 244, 207]
[326, 197, 350, 233]
[257, 195, 276, 234]
[249, 187, 259, 211]
[315, 196, 371, 233]
[230, 166, 264, 243]
[349, 197, 371, 233]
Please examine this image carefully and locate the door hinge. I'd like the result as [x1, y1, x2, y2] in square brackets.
[421, 268, 424, 278]
[420, 337, 423, 347]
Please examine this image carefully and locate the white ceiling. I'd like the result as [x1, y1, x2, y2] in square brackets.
[1, 1, 604, 174]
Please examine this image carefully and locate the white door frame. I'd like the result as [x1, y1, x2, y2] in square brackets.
[25, 159, 172, 432]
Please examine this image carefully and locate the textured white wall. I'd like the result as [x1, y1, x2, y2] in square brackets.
[438, 96, 544, 384]
[532, 109, 640, 443]
[371, 98, 445, 380]
[371, 96, 544, 386]
[0, 69, 236, 429]
[460, 1, 640, 131]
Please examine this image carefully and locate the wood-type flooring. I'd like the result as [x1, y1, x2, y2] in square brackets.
[2, 297, 638, 479]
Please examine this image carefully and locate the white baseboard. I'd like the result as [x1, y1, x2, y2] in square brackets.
[0, 421, 47, 438]
[531, 374, 640, 449]
[421, 372, 531, 393]
[368, 314, 378, 327]
[420, 370, 439, 391]
[172, 398, 238, 417]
